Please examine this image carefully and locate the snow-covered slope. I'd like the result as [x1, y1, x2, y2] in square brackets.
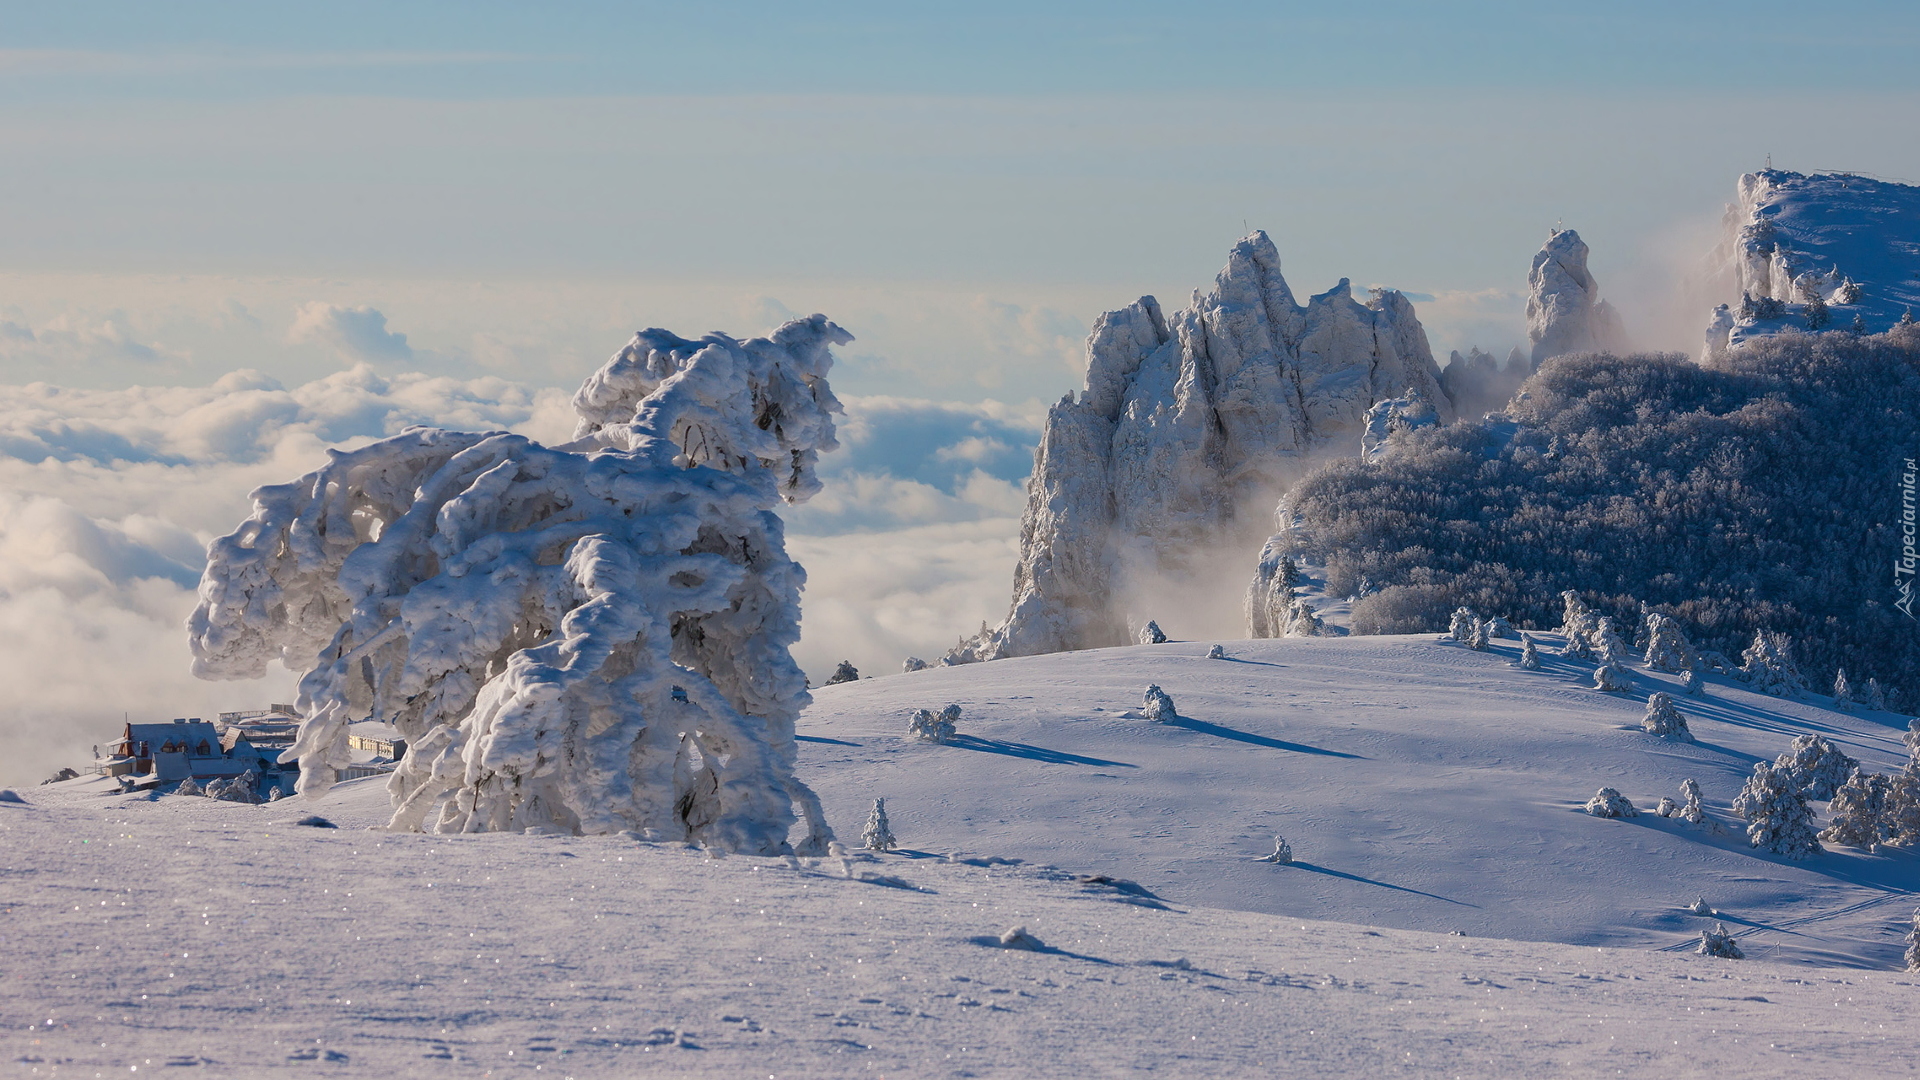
[1705, 169, 1920, 355]
[953, 232, 1451, 662]
[13, 768, 1920, 1077]
[800, 632, 1920, 969]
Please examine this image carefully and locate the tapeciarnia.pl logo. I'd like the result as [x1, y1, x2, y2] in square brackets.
[1899, 456, 1918, 619]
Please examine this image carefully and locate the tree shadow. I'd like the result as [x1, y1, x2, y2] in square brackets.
[1163, 716, 1363, 759]
[795, 735, 861, 747]
[946, 734, 1137, 768]
[1289, 862, 1478, 907]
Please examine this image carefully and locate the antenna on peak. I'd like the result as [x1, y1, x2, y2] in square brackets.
[1766, 153, 1772, 169]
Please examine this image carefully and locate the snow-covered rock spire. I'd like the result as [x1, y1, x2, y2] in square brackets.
[1526, 229, 1630, 365]
[950, 231, 1452, 661]
[188, 315, 851, 853]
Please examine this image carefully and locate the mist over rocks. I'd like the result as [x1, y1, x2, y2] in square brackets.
[1526, 228, 1631, 365]
[950, 231, 1451, 661]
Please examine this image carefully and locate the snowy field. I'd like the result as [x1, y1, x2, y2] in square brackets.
[10, 631, 1920, 1077]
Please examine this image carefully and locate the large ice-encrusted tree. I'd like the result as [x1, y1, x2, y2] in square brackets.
[188, 316, 851, 852]
[1819, 768, 1890, 850]
[1731, 761, 1822, 858]
[1773, 733, 1858, 801]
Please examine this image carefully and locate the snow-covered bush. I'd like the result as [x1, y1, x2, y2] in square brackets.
[1907, 909, 1920, 973]
[907, 705, 961, 744]
[1141, 685, 1177, 723]
[1448, 606, 1478, 644]
[206, 771, 260, 803]
[1678, 778, 1708, 826]
[1558, 592, 1599, 660]
[1864, 677, 1890, 711]
[901, 657, 929, 673]
[1773, 733, 1858, 800]
[1697, 922, 1744, 959]
[1642, 613, 1696, 674]
[1655, 796, 1678, 817]
[1486, 615, 1515, 639]
[1592, 661, 1633, 693]
[1206, 644, 1226, 660]
[188, 316, 850, 853]
[1591, 617, 1628, 665]
[1742, 630, 1806, 698]
[1820, 769, 1890, 850]
[1468, 618, 1491, 651]
[1258, 835, 1293, 864]
[175, 778, 204, 797]
[1284, 602, 1325, 637]
[1138, 621, 1168, 645]
[1641, 692, 1694, 742]
[1684, 660, 1706, 697]
[1732, 761, 1822, 858]
[1584, 787, 1637, 818]
[1516, 634, 1541, 670]
[862, 798, 897, 852]
[825, 661, 860, 685]
[1831, 668, 1856, 711]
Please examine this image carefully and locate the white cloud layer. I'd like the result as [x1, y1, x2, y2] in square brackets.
[0, 370, 1036, 788]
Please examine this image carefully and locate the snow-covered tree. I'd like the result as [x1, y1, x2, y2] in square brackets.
[1285, 601, 1325, 637]
[1838, 276, 1861, 305]
[1486, 615, 1515, 639]
[1741, 630, 1806, 698]
[1258, 835, 1293, 864]
[1468, 618, 1491, 651]
[1804, 291, 1831, 331]
[1831, 668, 1857, 711]
[1907, 908, 1920, 973]
[825, 660, 861, 685]
[1732, 761, 1822, 858]
[175, 778, 203, 797]
[1684, 659, 1706, 697]
[1850, 313, 1868, 336]
[1864, 677, 1890, 712]
[1883, 720, 1920, 845]
[188, 316, 851, 852]
[1206, 644, 1226, 660]
[1449, 606, 1478, 644]
[1138, 620, 1168, 645]
[1642, 613, 1696, 674]
[1642, 692, 1694, 742]
[1774, 733, 1858, 800]
[1678, 778, 1708, 826]
[1591, 616, 1628, 664]
[1820, 769, 1890, 850]
[1584, 787, 1637, 818]
[1592, 660, 1634, 693]
[1655, 796, 1678, 817]
[907, 704, 960, 744]
[901, 657, 929, 673]
[1557, 591, 1599, 659]
[1697, 922, 1744, 959]
[1516, 634, 1542, 670]
[861, 798, 897, 852]
[1142, 684, 1177, 723]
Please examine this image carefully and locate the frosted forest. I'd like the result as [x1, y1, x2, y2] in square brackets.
[12, 34, 1920, 1067]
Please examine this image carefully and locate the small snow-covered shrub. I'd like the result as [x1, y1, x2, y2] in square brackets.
[1138, 621, 1168, 645]
[1516, 634, 1541, 670]
[1468, 618, 1491, 651]
[1820, 769, 1890, 850]
[1688, 897, 1712, 915]
[1643, 613, 1696, 674]
[1655, 796, 1678, 817]
[1741, 630, 1806, 698]
[1258, 835, 1293, 864]
[1592, 661, 1633, 693]
[0, 789, 25, 804]
[1907, 909, 1920, 973]
[1684, 660, 1706, 696]
[907, 705, 961, 744]
[1284, 602, 1325, 637]
[1732, 761, 1822, 858]
[997, 926, 1046, 951]
[1641, 692, 1694, 742]
[1558, 592, 1599, 660]
[1774, 733, 1858, 800]
[1206, 644, 1226, 660]
[1831, 667, 1856, 711]
[1591, 617, 1628, 664]
[862, 798, 897, 852]
[901, 657, 929, 673]
[825, 660, 861, 685]
[1698, 922, 1744, 959]
[1584, 787, 1637, 818]
[1448, 607, 1478, 644]
[1864, 677, 1890, 711]
[1486, 615, 1515, 639]
[1679, 778, 1708, 826]
[1141, 685, 1177, 723]
[175, 779, 204, 797]
[42, 767, 79, 785]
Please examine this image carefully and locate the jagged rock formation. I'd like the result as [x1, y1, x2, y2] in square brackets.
[1527, 229, 1630, 365]
[949, 231, 1452, 661]
[1704, 169, 1920, 358]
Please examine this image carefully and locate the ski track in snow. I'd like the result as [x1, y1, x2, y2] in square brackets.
[10, 632, 1920, 1076]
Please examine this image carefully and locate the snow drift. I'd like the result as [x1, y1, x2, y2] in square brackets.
[951, 231, 1452, 662]
[188, 316, 851, 851]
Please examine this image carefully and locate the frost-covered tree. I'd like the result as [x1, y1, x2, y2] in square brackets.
[1804, 292, 1831, 330]
[1741, 630, 1807, 698]
[1679, 778, 1708, 826]
[1138, 620, 1168, 645]
[1206, 644, 1227, 660]
[1643, 613, 1696, 674]
[175, 778, 203, 797]
[861, 797, 897, 852]
[1882, 720, 1920, 845]
[1774, 733, 1858, 800]
[1557, 591, 1599, 659]
[1907, 909, 1920, 973]
[1285, 601, 1325, 637]
[1449, 606, 1478, 644]
[1831, 668, 1856, 712]
[825, 661, 861, 685]
[188, 316, 851, 852]
[1697, 922, 1744, 959]
[1732, 761, 1822, 858]
[1584, 787, 1637, 818]
[1819, 769, 1890, 850]
[1684, 659, 1706, 697]
[1864, 677, 1890, 712]
[1838, 276, 1861, 305]
[1142, 684, 1177, 723]
[901, 657, 929, 673]
[1591, 617, 1629, 664]
[1592, 660, 1634, 693]
[1516, 634, 1542, 670]
[1655, 796, 1678, 817]
[1486, 615, 1515, 639]
[1468, 618, 1491, 651]
[1850, 313, 1868, 336]
[907, 704, 960, 744]
[1642, 692, 1695, 742]
[1258, 835, 1293, 864]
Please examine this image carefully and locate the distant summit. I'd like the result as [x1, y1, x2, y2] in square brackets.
[1705, 169, 1920, 356]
